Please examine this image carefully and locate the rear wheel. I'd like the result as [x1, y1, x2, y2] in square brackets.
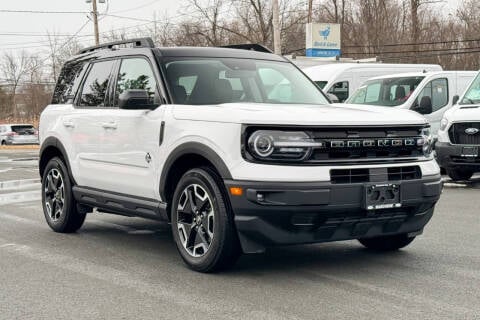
[358, 233, 415, 251]
[1, 140, 6, 145]
[447, 168, 473, 181]
[41, 157, 88, 233]
[171, 167, 240, 272]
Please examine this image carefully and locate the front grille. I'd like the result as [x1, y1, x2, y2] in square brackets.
[331, 166, 421, 184]
[449, 122, 480, 145]
[309, 126, 424, 163]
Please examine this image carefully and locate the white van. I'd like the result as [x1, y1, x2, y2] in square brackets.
[345, 71, 478, 133]
[302, 63, 443, 102]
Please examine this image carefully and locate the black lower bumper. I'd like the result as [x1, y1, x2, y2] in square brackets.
[436, 142, 480, 171]
[224, 175, 442, 253]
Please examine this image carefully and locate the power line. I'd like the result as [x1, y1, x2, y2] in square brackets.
[109, 0, 162, 14]
[345, 46, 480, 56]
[103, 14, 155, 23]
[382, 49, 480, 61]
[0, 9, 88, 14]
[344, 38, 480, 48]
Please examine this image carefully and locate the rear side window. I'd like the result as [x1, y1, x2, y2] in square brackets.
[11, 125, 35, 134]
[79, 60, 115, 107]
[52, 60, 89, 104]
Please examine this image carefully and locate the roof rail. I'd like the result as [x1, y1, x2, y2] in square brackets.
[220, 43, 273, 54]
[78, 37, 155, 54]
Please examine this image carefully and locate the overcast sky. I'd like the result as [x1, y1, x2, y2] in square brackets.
[0, 0, 464, 55]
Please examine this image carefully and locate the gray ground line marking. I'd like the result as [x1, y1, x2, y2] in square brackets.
[0, 238, 291, 320]
[0, 190, 41, 205]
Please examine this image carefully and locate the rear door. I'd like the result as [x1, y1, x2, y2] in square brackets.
[94, 56, 164, 199]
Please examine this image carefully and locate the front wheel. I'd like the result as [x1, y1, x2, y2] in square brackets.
[41, 157, 88, 233]
[171, 167, 240, 272]
[446, 168, 473, 181]
[358, 233, 416, 251]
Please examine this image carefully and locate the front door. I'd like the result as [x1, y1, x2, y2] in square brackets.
[413, 78, 449, 133]
[95, 57, 163, 199]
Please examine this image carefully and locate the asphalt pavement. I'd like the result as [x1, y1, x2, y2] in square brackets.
[0, 149, 479, 320]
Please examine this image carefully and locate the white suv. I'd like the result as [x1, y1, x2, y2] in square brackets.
[39, 38, 442, 272]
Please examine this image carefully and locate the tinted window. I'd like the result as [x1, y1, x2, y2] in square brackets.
[164, 58, 329, 105]
[115, 58, 158, 106]
[52, 60, 89, 104]
[11, 125, 35, 134]
[416, 78, 448, 112]
[315, 81, 327, 89]
[79, 60, 115, 107]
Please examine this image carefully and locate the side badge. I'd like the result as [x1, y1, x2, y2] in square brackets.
[145, 153, 152, 163]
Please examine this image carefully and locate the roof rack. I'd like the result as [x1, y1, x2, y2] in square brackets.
[220, 43, 273, 54]
[78, 37, 155, 54]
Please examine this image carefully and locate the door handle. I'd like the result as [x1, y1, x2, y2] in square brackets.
[63, 120, 75, 128]
[102, 121, 117, 129]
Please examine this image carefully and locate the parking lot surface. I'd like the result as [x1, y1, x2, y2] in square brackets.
[0, 149, 479, 320]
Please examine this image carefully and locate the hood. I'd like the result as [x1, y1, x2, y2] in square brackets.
[445, 104, 480, 122]
[172, 103, 427, 126]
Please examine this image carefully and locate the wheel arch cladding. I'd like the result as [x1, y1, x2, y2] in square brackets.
[160, 142, 232, 204]
[39, 137, 74, 183]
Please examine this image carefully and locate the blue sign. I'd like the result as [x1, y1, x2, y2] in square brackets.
[306, 48, 341, 58]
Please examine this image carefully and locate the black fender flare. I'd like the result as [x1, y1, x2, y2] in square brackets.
[159, 142, 232, 200]
[39, 137, 76, 184]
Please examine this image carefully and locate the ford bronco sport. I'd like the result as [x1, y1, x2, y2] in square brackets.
[39, 38, 442, 272]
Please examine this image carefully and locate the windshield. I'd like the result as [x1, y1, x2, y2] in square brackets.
[460, 72, 480, 104]
[163, 58, 329, 105]
[347, 76, 425, 107]
[315, 81, 327, 89]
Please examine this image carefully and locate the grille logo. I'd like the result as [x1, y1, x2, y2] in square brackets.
[329, 138, 416, 148]
[465, 128, 479, 135]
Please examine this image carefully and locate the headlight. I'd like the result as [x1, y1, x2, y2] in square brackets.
[417, 127, 433, 157]
[247, 130, 324, 161]
[439, 118, 449, 131]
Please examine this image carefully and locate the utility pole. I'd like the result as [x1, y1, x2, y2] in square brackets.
[272, 0, 281, 55]
[307, 0, 313, 23]
[91, 0, 100, 45]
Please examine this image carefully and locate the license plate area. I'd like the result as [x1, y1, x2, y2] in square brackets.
[364, 183, 401, 210]
[461, 146, 478, 158]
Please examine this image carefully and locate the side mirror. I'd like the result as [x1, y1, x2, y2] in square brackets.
[452, 95, 459, 105]
[326, 93, 339, 103]
[118, 89, 157, 110]
[413, 96, 433, 115]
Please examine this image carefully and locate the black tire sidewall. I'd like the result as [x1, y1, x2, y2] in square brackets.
[447, 168, 473, 181]
[171, 168, 232, 271]
[41, 157, 76, 232]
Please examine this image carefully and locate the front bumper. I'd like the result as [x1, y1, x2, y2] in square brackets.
[224, 174, 442, 253]
[436, 142, 480, 170]
[7, 138, 39, 145]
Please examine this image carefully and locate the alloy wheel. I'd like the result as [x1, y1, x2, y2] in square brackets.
[44, 168, 65, 222]
[176, 184, 215, 257]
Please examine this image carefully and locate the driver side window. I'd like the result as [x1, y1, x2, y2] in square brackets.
[416, 78, 448, 112]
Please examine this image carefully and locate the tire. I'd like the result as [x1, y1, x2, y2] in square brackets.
[41, 157, 88, 233]
[446, 168, 473, 181]
[1, 140, 6, 145]
[358, 233, 416, 251]
[171, 167, 240, 272]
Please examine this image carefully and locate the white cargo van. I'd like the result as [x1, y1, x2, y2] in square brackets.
[302, 63, 443, 102]
[345, 71, 477, 133]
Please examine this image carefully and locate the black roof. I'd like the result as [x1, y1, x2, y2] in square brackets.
[155, 47, 285, 61]
[67, 39, 286, 64]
